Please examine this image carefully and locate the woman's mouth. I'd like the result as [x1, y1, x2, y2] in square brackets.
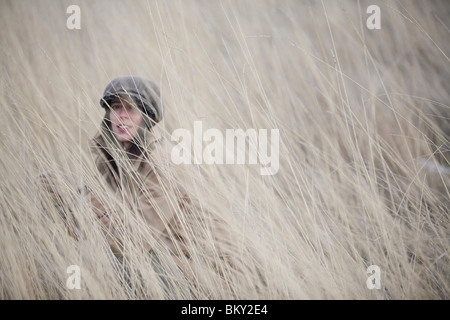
[117, 125, 129, 133]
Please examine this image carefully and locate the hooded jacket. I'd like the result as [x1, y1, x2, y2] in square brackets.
[88, 125, 181, 256]
[87, 124, 252, 292]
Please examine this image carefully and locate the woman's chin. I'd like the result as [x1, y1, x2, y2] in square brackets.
[114, 132, 133, 143]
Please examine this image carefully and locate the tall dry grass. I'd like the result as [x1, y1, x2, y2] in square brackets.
[0, 0, 448, 299]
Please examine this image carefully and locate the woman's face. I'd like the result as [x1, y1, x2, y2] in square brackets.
[109, 97, 143, 148]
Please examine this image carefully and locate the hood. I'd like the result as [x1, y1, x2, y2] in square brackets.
[100, 76, 164, 123]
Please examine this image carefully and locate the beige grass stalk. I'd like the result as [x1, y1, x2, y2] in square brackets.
[0, 0, 448, 299]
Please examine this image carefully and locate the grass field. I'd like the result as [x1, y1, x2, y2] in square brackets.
[0, 0, 448, 299]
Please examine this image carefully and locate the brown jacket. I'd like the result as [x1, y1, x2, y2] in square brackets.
[39, 124, 258, 296]
[87, 125, 243, 280]
[89, 125, 189, 253]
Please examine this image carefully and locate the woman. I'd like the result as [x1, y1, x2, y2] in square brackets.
[42, 76, 258, 298]
[88, 76, 178, 257]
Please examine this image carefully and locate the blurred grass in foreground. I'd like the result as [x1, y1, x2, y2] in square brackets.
[0, 0, 448, 299]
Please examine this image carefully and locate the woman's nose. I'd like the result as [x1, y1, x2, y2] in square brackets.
[119, 107, 129, 117]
